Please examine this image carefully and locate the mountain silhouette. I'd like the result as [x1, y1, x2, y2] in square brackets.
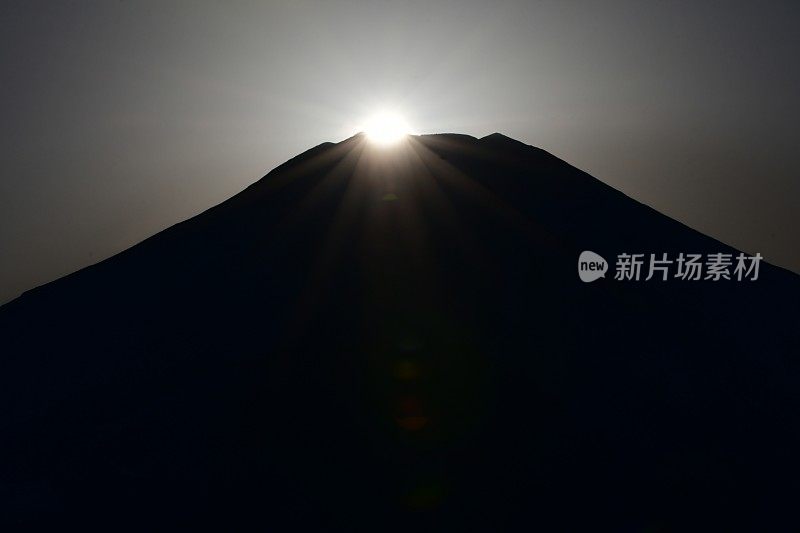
[2, 133, 798, 530]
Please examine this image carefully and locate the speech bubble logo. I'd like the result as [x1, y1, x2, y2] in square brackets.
[578, 251, 608, 282]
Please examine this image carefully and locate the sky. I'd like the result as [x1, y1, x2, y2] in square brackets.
[1, 0, 798, 304]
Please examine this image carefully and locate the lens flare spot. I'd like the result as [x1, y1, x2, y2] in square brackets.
[393, 359, 419, 380]
[396, 416, 429, 431]
[395, 395, 428, 431]
[404, 482, 446, 510]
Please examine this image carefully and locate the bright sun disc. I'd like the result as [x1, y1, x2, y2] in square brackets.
[363, 112, 412, 145]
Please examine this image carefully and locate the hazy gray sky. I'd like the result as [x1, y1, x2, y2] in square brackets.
[2, 0, 798, 303]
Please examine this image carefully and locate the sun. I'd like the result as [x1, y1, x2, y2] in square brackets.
[362, 112, 413, 145]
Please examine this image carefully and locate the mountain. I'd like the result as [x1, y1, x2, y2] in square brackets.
[2, 133, 798, 530]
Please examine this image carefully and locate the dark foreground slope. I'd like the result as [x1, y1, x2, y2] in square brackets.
[1, 133, 799, 530]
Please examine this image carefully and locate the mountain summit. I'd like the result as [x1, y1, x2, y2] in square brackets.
[2, 133, 799, 530]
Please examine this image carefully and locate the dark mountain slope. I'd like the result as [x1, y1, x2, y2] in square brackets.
[1, 133, 798, 530]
